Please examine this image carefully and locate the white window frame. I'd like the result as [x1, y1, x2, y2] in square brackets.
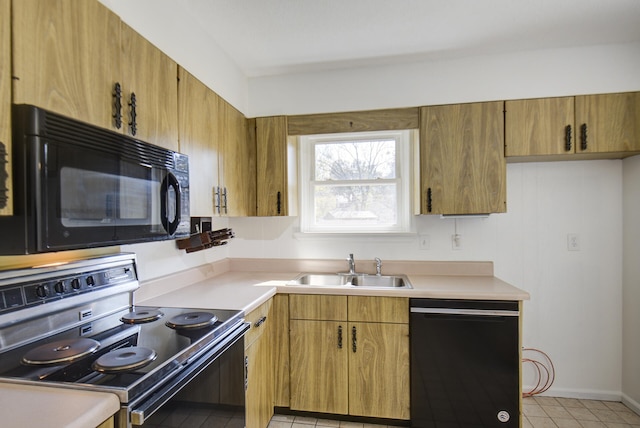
[299, 130, 413, 234]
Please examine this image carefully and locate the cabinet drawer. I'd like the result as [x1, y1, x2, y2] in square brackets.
[348, 296, 408, 323]
[244, 299, 272, 348]
[289, 295, 347, 321]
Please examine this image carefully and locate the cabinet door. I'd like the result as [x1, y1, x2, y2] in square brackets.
[256, 116, 288, 216]
[272, 295, 290, 407]
[505, 97, 575, 157]
[12, 0, 121, 131]
[289, 320, 348, 414]
[120, 23, 178, 151]
[420, 102, 506, 214]
[219, 98, 255, 216]
[575, 92, 640, 154]
[0, 0, 11, 215]
[245, 302, 274, 428]
[178, 67, 219, 217]
[348, 322, 410, 420]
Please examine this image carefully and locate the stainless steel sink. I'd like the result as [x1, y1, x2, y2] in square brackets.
[288, 273, 412, 289]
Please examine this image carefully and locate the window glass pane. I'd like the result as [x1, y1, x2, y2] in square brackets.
[313, 183, 398, 227]
[314, 140, 396, 181]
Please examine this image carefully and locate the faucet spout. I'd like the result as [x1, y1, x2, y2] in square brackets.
[374, 257, 382, 276]
[347, 253, 356, 274]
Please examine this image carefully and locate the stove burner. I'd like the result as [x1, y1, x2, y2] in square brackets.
[92, 347, 157, 374]
[22, 338, 100, 366]
[120, 309, 164, 324]
[165, 311, 218, 330]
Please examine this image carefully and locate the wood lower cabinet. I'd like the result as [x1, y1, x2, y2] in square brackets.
[288, 295, 410, 420]
[245, 299, 274, 428]
[505, 92, 640, 160]
[419, 102, 506, 215]
[0, 0, 10, 215]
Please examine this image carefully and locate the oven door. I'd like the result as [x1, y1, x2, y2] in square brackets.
[39, 137, 181, 251]
[119, 322, 249, 428]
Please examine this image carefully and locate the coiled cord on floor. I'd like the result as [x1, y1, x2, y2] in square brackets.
[522, 347, 555, 397]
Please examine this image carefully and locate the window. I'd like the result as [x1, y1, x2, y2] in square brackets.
[299, 130, 413, 233]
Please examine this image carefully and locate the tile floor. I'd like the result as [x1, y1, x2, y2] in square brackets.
[267, 397, 640, 428]
[142, 397, 640, 427]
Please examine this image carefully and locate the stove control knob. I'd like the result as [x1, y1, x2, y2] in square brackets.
[71, 278, 81, 290]
[35, 285, 48, 298]
[86, 276, 95, 287]
[54, 281, 66, 294]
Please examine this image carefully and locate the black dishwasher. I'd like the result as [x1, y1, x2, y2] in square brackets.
[410, 298, 520, 427]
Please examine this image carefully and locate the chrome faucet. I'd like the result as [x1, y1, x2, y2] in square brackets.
[374, 257, 382, 276]
[347, 253, 356, 274]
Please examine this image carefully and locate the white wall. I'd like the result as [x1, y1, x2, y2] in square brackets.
[249, 42, 640, 116]
[229, 160, 624, 399]
[623, 156, 640, 410]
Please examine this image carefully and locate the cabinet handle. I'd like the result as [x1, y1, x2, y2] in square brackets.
[222, 187, 228, 215]
[214, 187, 221, 214]
[276, 191, 282, 215]
[244, 355, 249, 391]
[113, 82, 122, 129]
[254, 316, 267, 328]
[426, 187, 433, 213]
[0, 142, 7, 209]
[129, 92, 137, 136]
[338, 325, 343, 349]
[580, 123, 588, 150]
[565, 125, 572, 151]
[352, 326, 357, 353]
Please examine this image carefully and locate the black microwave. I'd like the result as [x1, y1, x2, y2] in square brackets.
[0, 104, 190, 255]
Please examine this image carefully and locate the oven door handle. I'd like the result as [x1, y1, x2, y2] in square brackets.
[129, 321, 249, 426]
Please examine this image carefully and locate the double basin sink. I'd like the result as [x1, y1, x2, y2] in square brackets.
[288, 273, 412, 289]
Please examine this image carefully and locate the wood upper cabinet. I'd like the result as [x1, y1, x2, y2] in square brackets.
[178, 67, 219, 217]
[0, 0, 11, 215]
[218, 99, 255, 216]
[575, 92, 640, 154]
[288, 295, 409, 420]
[420, 102, 506, 215]
[12, 0, 179, 151]
[505, 92, 640, 159]
[12, 0, 121, 130]
[256, 116, 289, 216]
[505, 97, 575, 157]
[120, 23, 178, 151]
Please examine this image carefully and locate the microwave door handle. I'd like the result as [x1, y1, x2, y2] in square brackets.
[160, 172, 180, 236]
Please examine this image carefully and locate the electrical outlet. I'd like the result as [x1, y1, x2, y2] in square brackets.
[567, 233, 580, 251]
[452, 234, 462, 250]
[419, 234, 430, 250]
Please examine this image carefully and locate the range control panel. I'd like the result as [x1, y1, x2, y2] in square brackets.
[0, 263, 136, 314]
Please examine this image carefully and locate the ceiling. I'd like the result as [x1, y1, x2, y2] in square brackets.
[171, 0, 640, 77]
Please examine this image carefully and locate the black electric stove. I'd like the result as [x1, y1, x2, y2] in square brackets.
[0, 253, 249, 427]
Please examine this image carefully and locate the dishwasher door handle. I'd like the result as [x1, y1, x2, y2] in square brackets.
[410, 307, 519, 317]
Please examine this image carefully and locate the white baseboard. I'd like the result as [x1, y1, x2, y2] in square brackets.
[622, 393, 640, 415]
[522, 385, 622, 402]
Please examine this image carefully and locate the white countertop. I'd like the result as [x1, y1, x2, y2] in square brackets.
[0, 258, 529, 427]
[0, 382, 120, 428]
